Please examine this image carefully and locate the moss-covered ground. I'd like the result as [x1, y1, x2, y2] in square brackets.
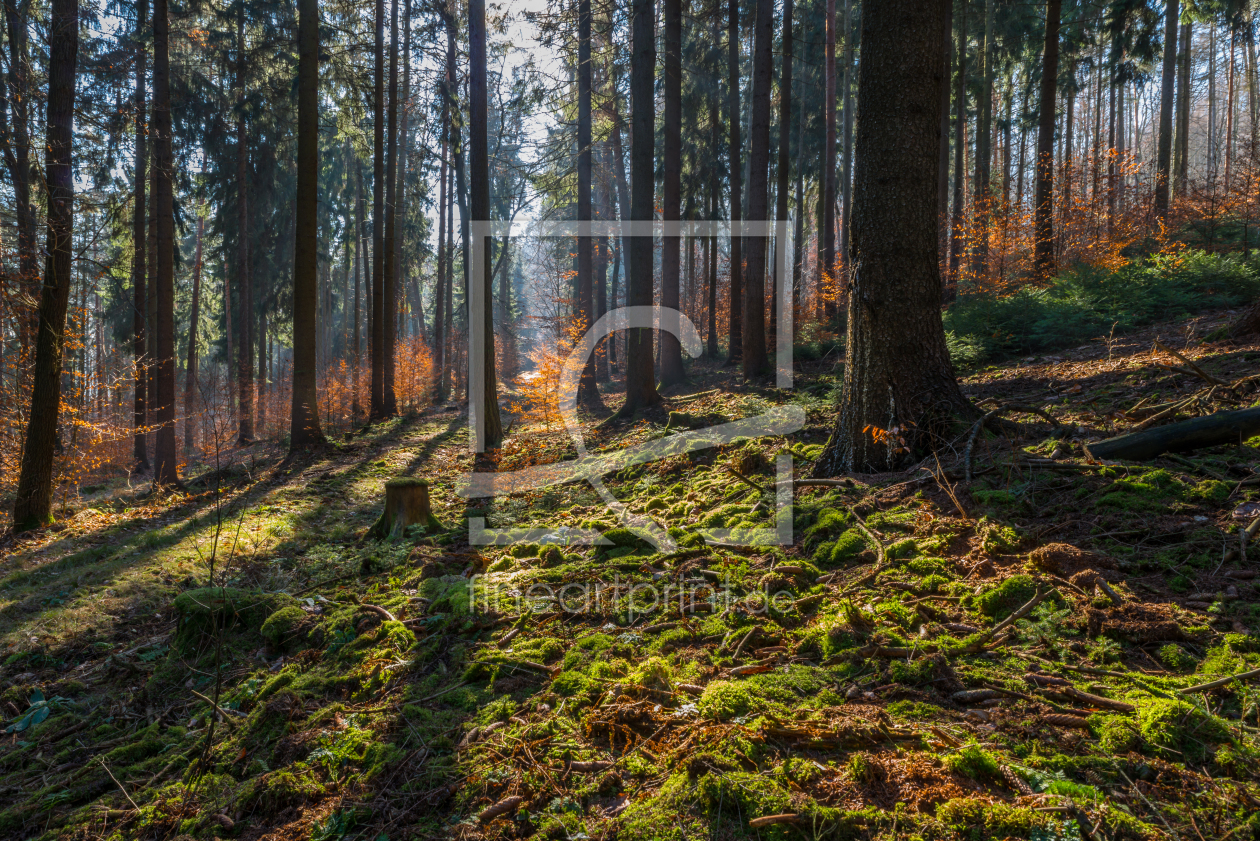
[1, 309, 1260, 840]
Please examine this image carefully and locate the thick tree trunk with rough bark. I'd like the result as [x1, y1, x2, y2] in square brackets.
[12, 0, 77, 530]
[291, 0, 325, 451]
[814, 0, 972, 476]
[971, 0, 993, 280]
[774, 0, 793, 350]
[741, 0, 773, 379]
[821, 0, 836, 320]
[370, 0, 386, 418]
[658, 0, 685, 387]
[1033, 0, 1062, 280]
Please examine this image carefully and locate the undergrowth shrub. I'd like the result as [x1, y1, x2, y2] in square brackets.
[944, 251, 1260, 368]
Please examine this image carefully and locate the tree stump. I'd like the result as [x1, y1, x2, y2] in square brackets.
[368, 478, 444, 540]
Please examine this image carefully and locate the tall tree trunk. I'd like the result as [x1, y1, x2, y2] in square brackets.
[621, 0, 661, 414]
[1154, 0, 1179, 220]
[936, 0, 952, 251]
[235, 8, 253, 444]
[151, 0, 179, 487]
[131, 0, 149, 471]
[184, 210, 203, 453]
[658, 0, 685, 387]
[1175, 21, 1191, 194]
[1225, 27, 1235, 188]
[741, 0, 773, 378]
[838, 0, 854, 293]
[971, 0, 993, 281]
[1033, 0, 1062, 279]
[353, 160, 365, 416]
[577, 0, 605, 401]
[706, 65, 720, 359]
[370, 0, 386, 417]
[395, 0, 413, 350]
[774, 0, 793, 350]
[595, 144, 611, 382]
[433, 89, 448, 402]
[257, 308, 267, 432]
[291, 0, 324, 450]
[469, 0, 502, 446]
[12, 0, 77, 530]
[946, 0, 966, 297]
[1107, 42, 1118, 227]
[3, 0, 36, 350]
[814, 0, 970, 476]
[1208, 23, 1217, 186]
[379, 0, 400, 416]
[820, 0, 836, 320]
[726, 0, 744, 361]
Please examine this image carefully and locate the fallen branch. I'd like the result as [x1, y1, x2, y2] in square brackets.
[1179, 665, 1260, 695]
[190, 689, 242, 726]
[478, 796, 524, 824]
[749, 814, 799, 829]
[1154, 339, 1227, 386]
[1085, 406, 1260, 461]
[967, 588, 1053, 652]
[1133, 395, 1199, 431]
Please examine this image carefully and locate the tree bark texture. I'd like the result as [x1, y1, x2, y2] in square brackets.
[741, 0, 773, 379]
[814, 0, 971, 476]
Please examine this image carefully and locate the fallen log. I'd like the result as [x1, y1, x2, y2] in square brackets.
[1084, 407, 1260, 462]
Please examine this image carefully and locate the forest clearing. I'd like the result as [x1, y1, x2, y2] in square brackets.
[4, 0, 1260, 836]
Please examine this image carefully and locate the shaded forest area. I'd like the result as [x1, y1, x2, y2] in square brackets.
[2, 0, 1260, 838]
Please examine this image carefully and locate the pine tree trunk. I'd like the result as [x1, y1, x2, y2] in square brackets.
[658, 0, 685, 387]
[946, 0, 966, 297]
[353, 160, 365, 416]
[184, 211, 203, 453]
[131, 0, 149, 471]
[621, 0, 661, 414]
[726, 0, 744, 361]
[774, 0, 794, 351]
[936, 0, 951, 250]
[235, 7, 254, 444]
[1175, 21, 1191, 194]
[971, 0, 993, 281]
[151, 0, 180, 488]
[1154, 0, 1179, 219]
[838, 0, 854, 294]
[741, 0, 773, 379]
[577, 0, 605, 401]
[820, 0, 836, 320]
[12, 0, 77, 530]
[370, 0, 386, 417]
[291, 0, 324, 451]
[707, 66, 720, 359]
[380, 0, 402, 416]
[433, 91, 448, 402]
[1034, 0, 1062, 279]
[814, 0, 972, 476]
[469, 0, 502, 447]
[3, 0, 36, 351]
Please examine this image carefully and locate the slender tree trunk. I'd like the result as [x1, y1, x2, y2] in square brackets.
[821, 0, 836, 319]
[1209, 23, 1218, 186]
[469, 0, 502, 446]
[3, 0, 36, 350]
[1034, 0, 1062, 279]
[726, 0, 743, 361]
[1154, 0, 1179, 219]
[370, 0, 386, 417]
[184, 210, 203, 453]
[621, 0, 661, 414]
[131, 0, 149, 471]
[814, 0, 971, 476]
[433, 91, 448, 402]
[577, 0, 605, 401]
[741, 0, 773, 378]
[1107, 44, 1118, 227]
[946, 0, 966, 296]
[838, 0, 854, 292]
[657, 0, 685, 386]
[595, 144, 611, 382]
[151, 0, 180, 487]
[353, 160, 365, 416]
[395, 0, 413, 351]
[937, 0, 952, 251]
[774, 0, 794, 350]
[1226, 27, 1235, 189]
[706, 69, 720, 359]
[380, 0, 405, 415]
[235, 9, 253, 444]
[971, 0, 993, 280]
[1175, 21, 1191, 194]
[12, 0, 77, 530]
[256, 309, 267, 432]
[291, 0, 324, 450]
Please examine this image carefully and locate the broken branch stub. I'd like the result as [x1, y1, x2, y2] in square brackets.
[368, 477, 444, 540]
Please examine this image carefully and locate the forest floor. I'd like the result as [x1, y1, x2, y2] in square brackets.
[2, 307, 1260, 841]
